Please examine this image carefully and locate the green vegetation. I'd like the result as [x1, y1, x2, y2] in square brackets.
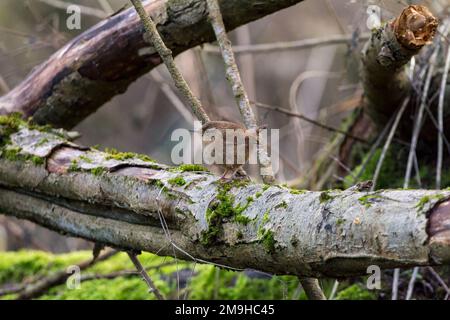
[319, 191, 333, 203]
[358, 194, 383, 208]
[90, 167, 107, 176]
[289, 188, 306, 195]
[1, 145, 44, 166]
[171, 164, 208, 172]
[335, 284, 377, 300]
[257, 228, 276, 254]
[104, 148, 155, 163]
[201, 182, 254, 245]
[168, 176, 187, 187]
[415, 194, 446, 212]
[0, 250, 377, 300]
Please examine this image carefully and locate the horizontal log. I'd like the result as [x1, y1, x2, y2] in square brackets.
[1, 118, 450, 277]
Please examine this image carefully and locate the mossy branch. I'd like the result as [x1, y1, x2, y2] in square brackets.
[1, 117, 450, 278]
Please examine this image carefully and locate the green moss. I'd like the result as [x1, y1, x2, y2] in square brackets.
[36, 138, 49, 146]
[30, 155, 44, 165]
[275, 201, 288, 209]
[358, 194, 383, 208]
[289, 189, 306, 195]
[0, 113, 24, 145]
[336, 284, 376, 300]
[255, 192, 262, 198]
[416, 194, 446, 212]
[262, 210, 270, 224]
[262, 184, 270, 192]
[319, 191, 334, 203]
[342, 148, 405, 190]
[78, 155, 93, 163]
[2, 146, 21, 161]
[168, 176, 186, 187]
[90, 167, 107, 176]
[104, 148, 154, 163]
[172, 164, 208, 172]
[201, 182, 254, 244]
[336, 218, 346, 226]
[258, 228, 276, 254]
[1, 146, 44, 165]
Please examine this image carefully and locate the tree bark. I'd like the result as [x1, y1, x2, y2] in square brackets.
[0, 0, 304, 129]
[1, 121, 450, 278]
[361, 5, 438, 127]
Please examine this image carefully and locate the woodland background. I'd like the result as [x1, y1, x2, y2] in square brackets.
[0, 0, 448, 300]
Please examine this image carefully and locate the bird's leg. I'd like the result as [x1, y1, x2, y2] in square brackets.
[220, 169, 230, 180]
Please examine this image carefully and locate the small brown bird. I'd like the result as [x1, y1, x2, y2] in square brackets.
[201, 121, 259, 179]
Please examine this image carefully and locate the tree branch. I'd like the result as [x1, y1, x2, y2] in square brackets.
[130, 0, 209, 124]
[361, 5, 438, 126]
[1, 120, 450, 278]
[0, 0, 304, 129]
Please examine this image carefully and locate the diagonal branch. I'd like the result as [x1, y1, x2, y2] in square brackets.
[206, 0, 274, 183]
[0, 0, 305, 129]
[130, 0, 209, 124]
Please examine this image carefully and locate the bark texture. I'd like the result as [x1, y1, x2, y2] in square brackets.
[361, 5, 438, 126]
[0, 0, 304, 129]
[1, 121, 450, 277]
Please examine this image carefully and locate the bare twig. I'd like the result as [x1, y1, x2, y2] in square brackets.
[426, 267, 450, 299]
[150, 71, 195, 123]
[406, 267, 420, 300]
[206, 0, 274, 183]
[130, 0, 210, 124]
[206, 0, 255, 128]
[203, 33, 371, 54]
[329, 280, 339, 300]
[127, 252, 165, 300]
[252, 101, 367, 143]
[371, 98, 409, 190]
[437, 45, 450, 189]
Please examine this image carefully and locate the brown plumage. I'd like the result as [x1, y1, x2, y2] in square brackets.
[201, 121, 257, 179]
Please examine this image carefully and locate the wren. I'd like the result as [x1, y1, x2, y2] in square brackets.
[201, 121, 258, 179]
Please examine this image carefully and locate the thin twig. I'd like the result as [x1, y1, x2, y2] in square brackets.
[371, 98, 409, 190]
[130, 0, 210, 124]
[150, 71, 195, 123]
[426, 267, 450, 299]
[206, 0, 255, 127]
[437, 45, 450, 189]
[203, 33, 371, 55]
[127, 252, 165, 300]
[206, 0, 274, 183]
[406, 267, 420, 300]
[252, 101, 367, 143]
[329, 280, 339, 300]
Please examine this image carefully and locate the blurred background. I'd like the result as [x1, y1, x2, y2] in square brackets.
[0, 0, 447, 252]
